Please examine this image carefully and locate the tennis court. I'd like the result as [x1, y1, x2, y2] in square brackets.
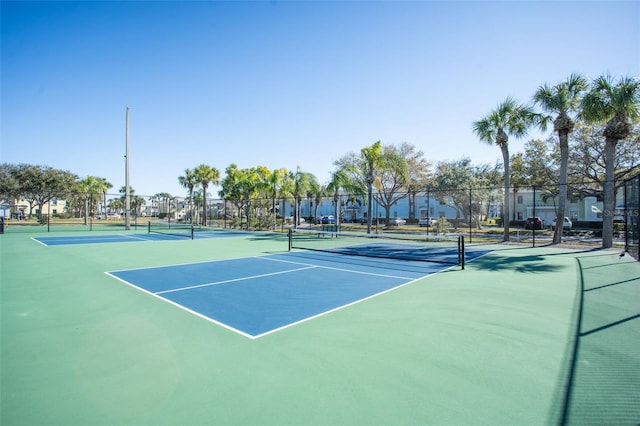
[1, 228, 638, 425]
[106, 240, 483, 338]
[32, 224, 249, 246]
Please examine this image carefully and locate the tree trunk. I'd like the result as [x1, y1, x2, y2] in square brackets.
[602, 137, 617, 248]
[334, 194, 339, 231]
[501, 145, 510, 242]
[84, 197, 89, 226]
[202, 186, 208, 226]
[553, 130, 569, 244]
[366, 181, 373, 234]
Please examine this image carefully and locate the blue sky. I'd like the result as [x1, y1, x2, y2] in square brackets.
[2, 1, 639, 197]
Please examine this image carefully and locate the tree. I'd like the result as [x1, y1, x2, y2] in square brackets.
[394, 142, 432, 220]
[10, 164, 78, 219]
[534, 74, 587, 243]
[193, 164, 220, 226]
[178, 168, 198, 223]
[0, 163, 20, 201]
[433, 158, 489, 228]
[473, 98, 541, 241]
[153, 192, 174, 218]
[305, 177, 322, 225]
[569, 123, 640, 199]
[267, 168, 289, 229]
[118, 186, 145, 218]
[326, 168, 360, 229]
[360, 141, 385, 233]
[95, 177, 112, 221]
[219, 164, 248, 223]
[373, 145, 409, 226]
[289, 167, 317, 228]
[78, 176, 112, 224]
[246, 166, 272, 229]
[581, 75, 640, 248]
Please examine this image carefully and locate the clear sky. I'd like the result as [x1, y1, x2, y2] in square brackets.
[2, 0, 639, 198]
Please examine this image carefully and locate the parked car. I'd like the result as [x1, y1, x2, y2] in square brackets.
[418, 217, 435, 227]
[524, 217, 544, 230]
[95, 213, 121, 220]
[388, 217, 406, 226]
[552, 217, 572, 230]
[321, 215, 335, 224]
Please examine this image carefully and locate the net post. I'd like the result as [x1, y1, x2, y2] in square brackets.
[460, 235, 465, 270]
[288, 228, 292, 251]
[148, 221, 151, 233]
[191, 224, 194, 240]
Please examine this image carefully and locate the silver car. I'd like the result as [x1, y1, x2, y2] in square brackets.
[388, 217, 406, 226]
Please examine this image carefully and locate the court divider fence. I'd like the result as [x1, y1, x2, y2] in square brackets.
[622, 172, 639, 260]
[1, 184, 631, 251]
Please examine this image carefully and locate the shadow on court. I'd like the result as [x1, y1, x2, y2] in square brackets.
[468, 253, 566, 274]
[560, 255, 640, 425]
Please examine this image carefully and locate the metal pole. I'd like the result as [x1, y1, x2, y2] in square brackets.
[426, 190, 430, 237]
[125, 107, 131, 231]
[469, 187, 472, 244]
[532, 185, 536, 247]
[623, 181, 628, 253]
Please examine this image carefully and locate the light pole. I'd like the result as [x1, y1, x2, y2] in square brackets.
[125, 107, 131, 230]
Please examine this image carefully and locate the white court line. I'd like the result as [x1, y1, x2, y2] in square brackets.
[155, 265, 318, 295]
[121, 233, 155, 241]
[30, 237, 49, 247]
[105, 271, 256, 339]
[105, 252, 461, 340]
[108, 253, 290, 273]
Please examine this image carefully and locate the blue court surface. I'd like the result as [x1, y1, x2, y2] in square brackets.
[32, 229, 247, 246]
[107, 249, 489, 339]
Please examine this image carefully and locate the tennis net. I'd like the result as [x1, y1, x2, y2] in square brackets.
[148, 221, 197, 239]
[288, 228, 465, 268]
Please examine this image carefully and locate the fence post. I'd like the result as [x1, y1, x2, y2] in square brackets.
[532, 185, 536, 247]
[469, 187, 472, 244]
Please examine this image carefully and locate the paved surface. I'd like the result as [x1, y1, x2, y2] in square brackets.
[1, 230, 638, 425]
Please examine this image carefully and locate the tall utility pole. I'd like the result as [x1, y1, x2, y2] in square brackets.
[125, 107, 131, 230]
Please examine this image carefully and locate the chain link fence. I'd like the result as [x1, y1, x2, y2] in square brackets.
[622, 173, 639, 260]
[1, 185, 631, 252]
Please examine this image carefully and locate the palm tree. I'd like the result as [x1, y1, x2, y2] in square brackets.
[154, 192, 173, 218]
[534, 74, 587, 244]
[178, 168, 198, 223]
[581, 74, 640, 248]
[473, 98, 541, 241]
[373, 145, 410, 225]
[266, 168, 288, 229]
[313, 185, 328, 225]
[327, 168, 360, 230]
[193, 164, 220, 226]
[95, 177, 112, 222]
[79, 176, 112, 224]
[290, 167, 317, 229]
[78, 176, 98, 225]
[305, 178, 322, 226]
[361, 141, 384, 233]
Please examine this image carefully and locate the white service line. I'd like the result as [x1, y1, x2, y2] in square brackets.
[155, 265, 318, 295]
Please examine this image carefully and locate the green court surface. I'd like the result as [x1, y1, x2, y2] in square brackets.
[1, 229, 638, 425]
